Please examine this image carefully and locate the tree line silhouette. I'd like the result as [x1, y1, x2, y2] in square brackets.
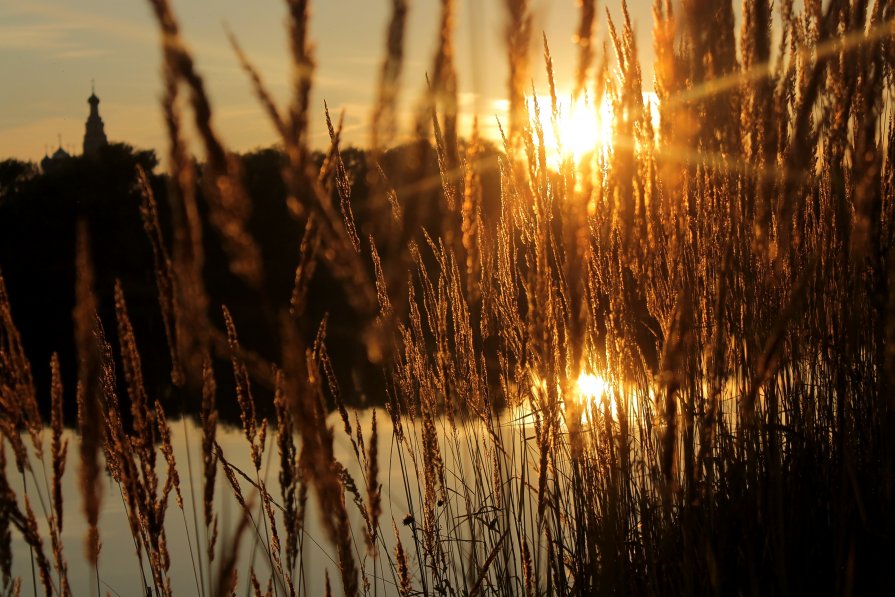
[0, 141, 502, 425]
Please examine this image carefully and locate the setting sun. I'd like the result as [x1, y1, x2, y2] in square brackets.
[577, 372, 607, 397]
[553, 95, 615, 163]
[576, 372, 616, 419]
[528, 93, 614, 167]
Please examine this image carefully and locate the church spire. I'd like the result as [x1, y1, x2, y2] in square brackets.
[83, 83, 108, 157]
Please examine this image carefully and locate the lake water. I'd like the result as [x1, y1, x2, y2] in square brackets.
[8, 402, 572, 596]
[6, 411, 393, 596]
[5, 370, 755, 595]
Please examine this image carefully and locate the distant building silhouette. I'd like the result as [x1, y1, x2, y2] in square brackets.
[40, 138, 71, 173]
[40, 85, 110, 172]
[83, 83, 108, 157]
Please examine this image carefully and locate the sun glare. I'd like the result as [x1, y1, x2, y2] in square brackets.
[528, 94, 614, 167]
[521, 92, 662, 169]
[554, 96, 615, 163]
[519, 370, 635, 428]
[576, 372, 616, 419]
[577, 372, 607, 399]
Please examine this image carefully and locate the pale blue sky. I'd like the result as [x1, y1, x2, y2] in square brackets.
[0, 0, 656, 164]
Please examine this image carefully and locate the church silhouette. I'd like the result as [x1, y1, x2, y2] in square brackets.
[41, 84, 109, 172]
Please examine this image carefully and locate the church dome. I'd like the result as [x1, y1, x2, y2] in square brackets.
[40, 143, 72, 173]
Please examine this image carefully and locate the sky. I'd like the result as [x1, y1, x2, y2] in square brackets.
[0, 0, 657, 165]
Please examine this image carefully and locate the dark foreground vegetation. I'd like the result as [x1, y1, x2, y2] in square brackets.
[2, 0, 895, 595]
[0, 140, 500, 423]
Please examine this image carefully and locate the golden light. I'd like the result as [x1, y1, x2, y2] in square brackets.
[577, 372, 607, 398]
[528, 93, 614, 168]
[554, 95, 614, 163]
[514, 370, 625, 428]
[576, 372, 616, 420]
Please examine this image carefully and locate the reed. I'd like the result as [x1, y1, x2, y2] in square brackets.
[1, 0, 894, 594]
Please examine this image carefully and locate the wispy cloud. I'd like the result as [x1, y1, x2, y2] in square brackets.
[0, 4, 127, 62]
[0, 23, 81, 52]
[5, 0, 156, 47]
[4, 0, 238, 67]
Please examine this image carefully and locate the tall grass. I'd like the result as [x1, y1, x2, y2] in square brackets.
[2, 0, 895, 594]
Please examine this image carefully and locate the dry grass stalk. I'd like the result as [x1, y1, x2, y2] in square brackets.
[275, 3, 379, 335]
[222, 306, 266, 473]
[48, 354, 70, 596]
[364, 411, 381, 556]
[0, 446, 15, 585]
[504, 0, 533, 149]
[0, 448, 53, 595]
[137, 166, 184, 387]
[431, 0, 459, 165]
[73, 225, 103, 569]
[574, 0, 598, 99]
[0, 1, 893, 594]
[284, 0, 314, 158]
[279, 313, 359, 596]
[324, 105, 361, 254]
[0, 271, 42, 472]
[147, 0, 264, 289]
[156, 401, 183, 511]
[290, 215, 321, 321]
[371, 0, 408, 153]
[461, 118, 483, 305]
[201, 357, 219, 568]
[393, 522, 411, 597]
[109, 282, 177, 595]
[213, 506, 251, 597]
[273, 370, 300, 573]
[20, 497, 53, 595]
[227, 30, 288, 140]
[160, 60, 210, 389]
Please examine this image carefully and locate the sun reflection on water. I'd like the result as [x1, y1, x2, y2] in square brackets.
[514, 370, 636, 429]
